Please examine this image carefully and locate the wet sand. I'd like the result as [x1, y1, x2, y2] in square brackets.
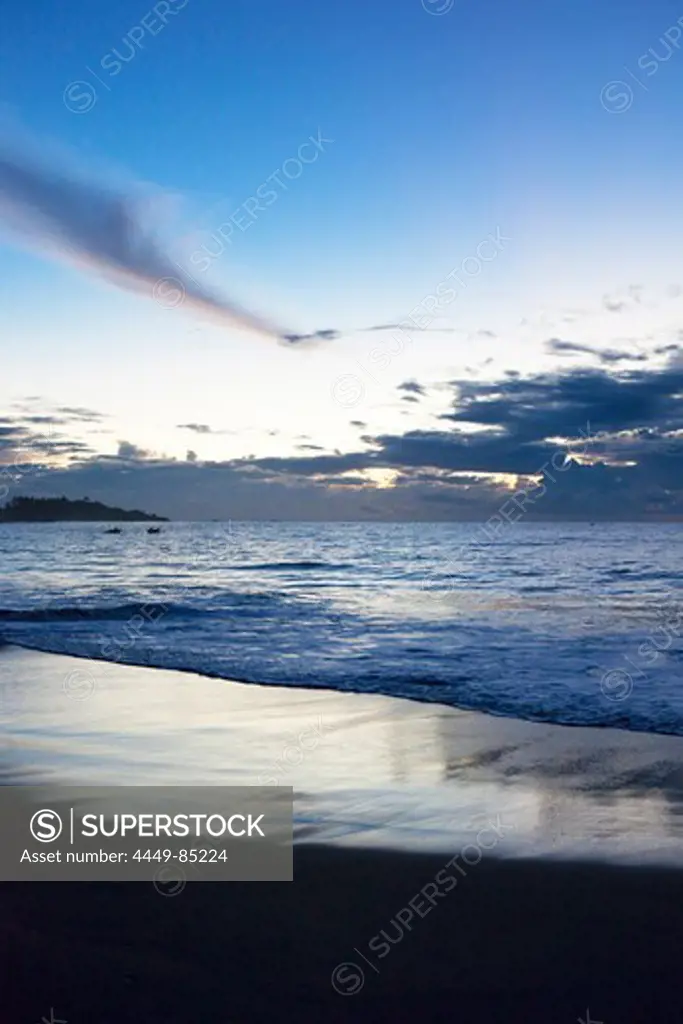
[4, 645, 683, 860]
[4, 645, 683, 1020]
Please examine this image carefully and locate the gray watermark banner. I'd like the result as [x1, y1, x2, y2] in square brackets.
[1, 786, 292, 881]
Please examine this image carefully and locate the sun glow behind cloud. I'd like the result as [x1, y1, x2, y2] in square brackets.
[351, 468, 400, 489]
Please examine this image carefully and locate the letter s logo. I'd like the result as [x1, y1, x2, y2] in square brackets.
[30, 809, 63, 843]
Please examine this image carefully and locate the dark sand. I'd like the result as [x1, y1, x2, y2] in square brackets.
[5, 849, 683, 1022]
[4, 646, 683, 1021]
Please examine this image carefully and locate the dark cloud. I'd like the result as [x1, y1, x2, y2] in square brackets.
[9, 362, 683, 520]
[177, 423, 235, 436]
[547, 339, 647, 364]
[281, 329, 341, 345]
[0, 141, 287, 342]
[442, 365, 683, 441]
[21, 414, 68, 424]
[221, 450, 375, 479]
[116, 441, 152, 461]
[177, 423, 213, 434]
[369, 429, 554, 476]
[398, 380, 427, 397]
[0, 414, 96, 468]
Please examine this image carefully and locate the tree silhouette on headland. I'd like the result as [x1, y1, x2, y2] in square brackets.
[0, 496, 167, 522]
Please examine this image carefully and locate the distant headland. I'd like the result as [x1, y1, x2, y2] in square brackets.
[0, 496, 168, 523]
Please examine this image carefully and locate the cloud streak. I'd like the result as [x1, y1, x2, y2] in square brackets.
[0, 141, 288, 340]
[281, 323, 459, 345]
[0, 136, 469, 348]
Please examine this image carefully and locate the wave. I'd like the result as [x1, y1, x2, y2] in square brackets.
[6, 636, 683, 739]
[0, 591, 315, 624]
[0, 602, 198, 622]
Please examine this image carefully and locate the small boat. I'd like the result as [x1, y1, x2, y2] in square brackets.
[104, 527, 122, 534]
[147, 526, 161, 534]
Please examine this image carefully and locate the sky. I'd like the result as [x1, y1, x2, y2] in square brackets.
[3, 0, 683, 519]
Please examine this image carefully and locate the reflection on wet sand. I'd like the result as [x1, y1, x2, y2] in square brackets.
[3, 644, 683, 862]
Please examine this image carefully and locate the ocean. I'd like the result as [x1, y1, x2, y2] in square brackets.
[1, 520, 682, 736]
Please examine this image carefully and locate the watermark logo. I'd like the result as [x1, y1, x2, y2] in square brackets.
[153, 276, 186, 308]
[63, 81, 98, 114]
[157, 130, 334, 305]
[153, 864, 187, 897]
[331, 962, 365, 995]
[421, 0, 454, 14]
[63, 667, 97, 701]
[599, 17, 683, 114]
[30, 809, 63, 843]
[331, 374, 365, 409]
[600, 80, 634, 114]
[600, 667, 633, 702]
[598, 589, 683, 703]
[331, 815, 514, 994]
[63, 0, 191, 115]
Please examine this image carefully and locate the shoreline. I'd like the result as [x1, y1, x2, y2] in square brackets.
[4, 635, 683, 740]
[4, 644, 683, 862]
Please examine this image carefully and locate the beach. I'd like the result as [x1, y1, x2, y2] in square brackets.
[4, 645, 683, 1021]
[5, 0, 683, 1015]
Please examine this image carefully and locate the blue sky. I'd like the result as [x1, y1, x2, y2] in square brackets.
[2, 0, 683, 517]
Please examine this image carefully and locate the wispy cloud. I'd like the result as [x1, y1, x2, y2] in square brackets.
[0, 138, 287, 340]
[176, 422, 233, 436]
[281, 322, 460, 345]
[177, 423, 213, 435]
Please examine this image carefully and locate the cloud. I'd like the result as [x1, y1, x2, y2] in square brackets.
[280, 322, 460, 346]
[547, 338, 647, 364]
[116, 440, 152, 461]
[0, 138, 287, 340]
[10, 362, 683, 519]
[280, 329, 341, 345]
[397, 380, 427, 397]
[21, 414, 67, 424]
[601, 286, 644, 315]
[443, 365, 683, 441]
[0, 416, 94, 468]
[0, 135, 477, 350]
[56, 406, 106, 421]
[177, 423, 213, 435]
